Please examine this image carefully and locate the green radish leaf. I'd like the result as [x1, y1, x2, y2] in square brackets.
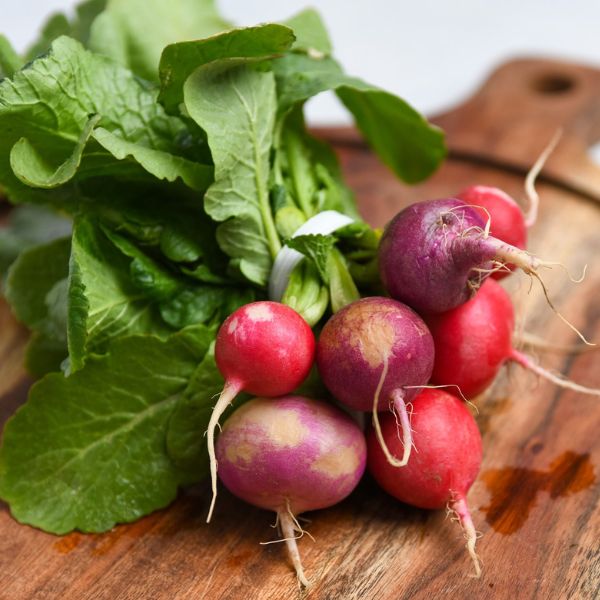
[285, 234, 336, 283]
[166, 343, 224, 479]
[89, 0, 231, 82]
[91, 127, 213, 191]
[68, 218, 173, 371]
[24, 0, 106, 61]
[0, 205, 71, 277]
[101, 228, 184, 301]
[275, 106, 358, 219]
[24, 331, 69, 377]
[5, 237, 71, 332]
[273, 53, 446, 183]
[0, 36, 210, 204]
[184, 61, 280, 286]
[283, 8, 332, 55]
[11, 115, 100, 189]
[159, 24, 295, 113]
[4, 237, 71, 376]
[0, 326, 214, 534]
[0, 34, 21, 78]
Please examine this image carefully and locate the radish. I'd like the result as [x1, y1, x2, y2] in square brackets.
[378, 197, 556, 314]
[207, 301, 315, 522]
[456, 185, 526, 280]
[367, 389, 483, 577]
[316, 296, 434, 468]
[455, 131, 561, 281]
[425, 278, 600, 399]
[216, 395, 367, 587]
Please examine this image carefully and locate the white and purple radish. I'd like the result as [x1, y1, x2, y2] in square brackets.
[426, 278, 600, 399]
[316, 296, 434, 468]
[216, 395, 367, 587]
[367, 389, 483, 577]
[378, 196, 557, 314]
[207, 301, 315, 522]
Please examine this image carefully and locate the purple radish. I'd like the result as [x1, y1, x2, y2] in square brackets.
[216, 395, 367, 587]
[316, 296, 434, 468]
[378, 197, 552, 314]
[207, 301, 315, 522]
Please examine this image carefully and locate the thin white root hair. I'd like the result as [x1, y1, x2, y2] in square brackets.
[514, 330, 600, 354]
[371, 355, 413, 467]
[530, 270, 595, 346]
[206, 379, 242, 523]
[450, 496, 482, 578]
[510, 350, 600, 396]
[524, 128, 563, 228]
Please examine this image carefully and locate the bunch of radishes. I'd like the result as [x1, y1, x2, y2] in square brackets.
[203, 180, 598, 587]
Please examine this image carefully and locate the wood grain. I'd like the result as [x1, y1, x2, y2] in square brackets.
[1, 57, 599, 600]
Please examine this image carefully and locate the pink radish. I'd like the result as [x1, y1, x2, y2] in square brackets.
[207, 301, 315, 522]
[367, 389, 483, 577]
[216, 395, 366, 587]
[425, 278, 600, 399]
[378, 197, 555, 314]
[316, 296, 434, 468]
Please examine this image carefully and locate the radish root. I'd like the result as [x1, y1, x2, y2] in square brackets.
[206, 378, 243, 523]
[372, 355, 413, 467]
[450, 496, 482, 578]
[277, 505, 311, 588]
[524, 129, 562, 228]
[515, 330, 599, 354]
[510, 350, 600, 396]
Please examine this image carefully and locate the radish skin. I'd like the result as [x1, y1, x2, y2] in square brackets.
[367, 389, 483, 577]
[207, 301, 315, 522]
[317, 296, 434, 467]
[426, 279, 600, 399]
[379, 198, 548, 314]
[216, 395, 367, 587]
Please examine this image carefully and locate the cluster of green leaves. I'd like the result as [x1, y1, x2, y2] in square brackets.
[0, 0, 445, 534]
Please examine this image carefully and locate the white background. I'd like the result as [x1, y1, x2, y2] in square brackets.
[4, 0, 600, 124]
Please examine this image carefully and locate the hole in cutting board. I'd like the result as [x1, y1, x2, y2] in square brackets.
[532, 73, 575, 95]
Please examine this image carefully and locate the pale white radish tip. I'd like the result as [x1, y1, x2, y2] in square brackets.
[268, 210, 355, 302]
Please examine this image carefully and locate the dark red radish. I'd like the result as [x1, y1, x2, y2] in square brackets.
[216, 395, 367, 587]
[207, 301, 315, 522]
[316, 296, 434, 468]
[378, 197, 553, 314]
[367, 389, 483, 577]
[456, 185, 526, 280]
[426, 278, 600, 399]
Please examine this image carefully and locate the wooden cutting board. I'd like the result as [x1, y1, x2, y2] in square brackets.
[1, 57, 599, 600]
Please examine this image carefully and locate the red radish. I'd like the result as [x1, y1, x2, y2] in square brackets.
[316, 296, 434, 468]
[367, 389, 483, 577]
[207, 301, 315, 522]
[455, 131, 561, 281]
[426, 278, 600, 399]
[456, 185, 526, 280]
[216, 395, 366, 587]
[378, 197, 553, 314]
